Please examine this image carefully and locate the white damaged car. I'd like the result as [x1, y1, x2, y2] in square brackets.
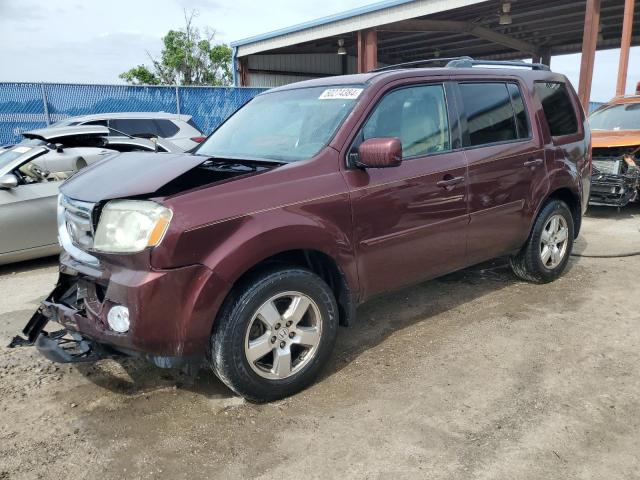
[0, 125, 182, 265]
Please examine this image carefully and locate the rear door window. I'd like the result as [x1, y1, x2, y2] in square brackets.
[361, 84, 451, 158]
[459, 83, 519, 147]
[110, 119, 158, 137]
[534, 82, 579, 136]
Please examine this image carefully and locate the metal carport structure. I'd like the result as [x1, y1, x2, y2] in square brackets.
[231, 0, 638, 106]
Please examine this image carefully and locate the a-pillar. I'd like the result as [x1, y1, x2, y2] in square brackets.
[577, 0, 601, 108]
[357, 29, 378, 73]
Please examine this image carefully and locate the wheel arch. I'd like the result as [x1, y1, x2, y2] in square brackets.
[197, 219, 359, 328]
[220, 248, 356, 328]
[544, 187, 582, 238]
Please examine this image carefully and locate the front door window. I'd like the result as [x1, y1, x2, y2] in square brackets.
[360, 84, 451, 158]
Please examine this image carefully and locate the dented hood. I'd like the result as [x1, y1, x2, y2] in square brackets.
[592, 130, 640, 149]
[61, 152, 207, 202]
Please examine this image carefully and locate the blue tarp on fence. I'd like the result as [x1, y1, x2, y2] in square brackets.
[0, 82, 606, 147]
[0, 83, 266, 146]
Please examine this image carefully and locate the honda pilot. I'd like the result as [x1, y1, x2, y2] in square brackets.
[11, 59, 591, 402]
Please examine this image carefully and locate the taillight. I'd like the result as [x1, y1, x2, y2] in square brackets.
[191, 136, 206, 143]
[636, 81, 640, 95]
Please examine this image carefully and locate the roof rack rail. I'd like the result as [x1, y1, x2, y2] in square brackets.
[373, 56, 550, 73]
[445, 58, 550, 71]
[372, 56, 474, 72]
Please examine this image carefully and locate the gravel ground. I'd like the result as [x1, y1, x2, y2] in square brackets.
[0, 205, 639, 480]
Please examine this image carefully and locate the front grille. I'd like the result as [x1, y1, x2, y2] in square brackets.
[58, 195, 100, 266]
[62, 196, 95, 249]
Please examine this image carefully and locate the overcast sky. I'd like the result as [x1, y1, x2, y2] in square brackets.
[0, 0, 638, 102]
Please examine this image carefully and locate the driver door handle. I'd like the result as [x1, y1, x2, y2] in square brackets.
[437, 175, 465, 189]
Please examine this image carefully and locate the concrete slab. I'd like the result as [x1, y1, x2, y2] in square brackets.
[574, 203, 640, 257]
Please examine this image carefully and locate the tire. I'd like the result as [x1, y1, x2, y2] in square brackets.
[510, 199, 574, 284]
[210, 267, 339, 402]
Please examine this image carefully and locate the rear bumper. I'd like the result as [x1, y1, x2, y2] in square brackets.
[10, 252, 231, 366]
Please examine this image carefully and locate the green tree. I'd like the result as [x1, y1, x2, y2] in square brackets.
[120, 10, 232, 86]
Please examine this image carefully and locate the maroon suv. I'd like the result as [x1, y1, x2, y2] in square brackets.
[12, 59, 591, 402]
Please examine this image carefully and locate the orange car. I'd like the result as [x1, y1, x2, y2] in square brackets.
[589, 86, 640, 207]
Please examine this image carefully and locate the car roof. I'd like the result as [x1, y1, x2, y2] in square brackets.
[265, 67, 564, 93]
[57, 112, 192, 122]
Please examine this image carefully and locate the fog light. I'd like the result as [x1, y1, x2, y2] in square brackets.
[107, 305, 130, 333]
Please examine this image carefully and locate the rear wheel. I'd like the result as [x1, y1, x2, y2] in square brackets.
[510, 199, 574, 283]
[210, 267, 338, 402]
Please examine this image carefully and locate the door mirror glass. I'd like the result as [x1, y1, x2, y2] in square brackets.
[0, 173, 19, 189]
[357, 138, 403, 168]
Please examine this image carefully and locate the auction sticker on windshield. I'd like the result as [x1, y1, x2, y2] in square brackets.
[319, 88, 363, 100]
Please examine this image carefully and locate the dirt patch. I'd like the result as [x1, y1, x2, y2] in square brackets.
[1, 223, 639, 479]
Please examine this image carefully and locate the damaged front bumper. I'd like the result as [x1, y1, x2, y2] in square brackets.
[8, 279, 121, 363]
[9, 252, 231, 369]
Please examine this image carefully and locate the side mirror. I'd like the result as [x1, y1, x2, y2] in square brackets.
[55, 143, 64, 153]
[357, 138, 402, 168]
[0, 173, 19, 189]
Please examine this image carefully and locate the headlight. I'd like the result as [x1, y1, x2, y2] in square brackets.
[93, 200, 172, 253]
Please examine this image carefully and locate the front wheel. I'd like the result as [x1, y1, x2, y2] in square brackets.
[510, 199, 574, 284]
[210, 267, 338, 402]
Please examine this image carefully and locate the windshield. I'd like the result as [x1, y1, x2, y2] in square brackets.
[589, 103, 640, 130]
[195, 85, 364, 162]
[0, 139, 46, 170]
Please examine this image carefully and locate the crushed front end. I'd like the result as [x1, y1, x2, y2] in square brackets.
[8, 274, 120, 363]
[589, 147, 640, 207]
[9, 194, 229, 369]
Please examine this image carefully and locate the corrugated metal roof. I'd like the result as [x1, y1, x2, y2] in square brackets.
[230, 0, 417, 47]
[232, 0, 487, 56]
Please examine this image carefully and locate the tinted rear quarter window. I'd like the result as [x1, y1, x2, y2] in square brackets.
[187, 118, 203, 133]
[459, 83, 519, 147]
[154, 119, 179, 137]
[534, 82, 579, 136]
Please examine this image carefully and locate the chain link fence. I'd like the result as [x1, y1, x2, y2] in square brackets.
[0, 82, 605, 147]
[0, 83, 266, 146]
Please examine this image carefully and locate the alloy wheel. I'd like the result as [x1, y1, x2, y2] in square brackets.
[244, 291, 323, 380]
[539, 214, 569, 269]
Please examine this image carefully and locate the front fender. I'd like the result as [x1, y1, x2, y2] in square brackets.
[155, 195, 358, 294]
[207, 217, 356, 288]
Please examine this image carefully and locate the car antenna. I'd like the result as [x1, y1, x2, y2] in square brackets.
[106, 127, 136, 139]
